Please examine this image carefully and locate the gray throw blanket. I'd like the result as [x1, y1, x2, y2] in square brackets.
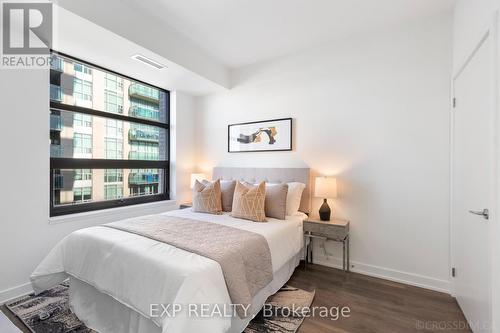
[104, 215, 273, 318]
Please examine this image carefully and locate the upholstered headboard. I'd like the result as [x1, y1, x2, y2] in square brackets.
[212, 167, 311, 214]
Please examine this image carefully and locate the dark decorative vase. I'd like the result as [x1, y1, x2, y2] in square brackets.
[319, 199, 331, 221]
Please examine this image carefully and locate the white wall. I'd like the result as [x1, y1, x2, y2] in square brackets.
[453, 1, 500, 331]
[170, 91, 197, 204]
[195, 13, 453, 292]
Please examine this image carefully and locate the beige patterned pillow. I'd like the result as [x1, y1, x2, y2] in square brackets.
[192, 179, 222, 214]
[231, 181, 267, 222]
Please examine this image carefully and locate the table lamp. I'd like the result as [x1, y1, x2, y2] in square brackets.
[190, 173, 207, 189]
[314, 176, 338, 221]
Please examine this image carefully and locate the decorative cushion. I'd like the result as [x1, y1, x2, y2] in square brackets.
[264, 183, 289, 220]
[243, 182, 289, 220]
[192, 179, 222, 214]
[286, 182, 306, 216]
[231, 181, 267, 222]
[203, 179, 236, 212]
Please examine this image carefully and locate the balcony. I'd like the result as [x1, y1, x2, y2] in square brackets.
[50, 84, 62, 102]
[129, 172, 159, 185]
[128, 151, 159, 160]
[50, 113, 62, 131]
[53, 174, 64, 190]
[50, 55, 63, 72]
[129, 105, 160, 121]
[50, 144, 62, 157]
[129, 128, 159, 142]
[129, 84, 160, 103]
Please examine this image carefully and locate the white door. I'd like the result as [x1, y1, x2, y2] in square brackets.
[452, 35, 493, 332]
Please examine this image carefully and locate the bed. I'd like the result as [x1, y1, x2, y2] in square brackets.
[31, 167, 311, 333]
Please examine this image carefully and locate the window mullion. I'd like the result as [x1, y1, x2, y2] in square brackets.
[50, 102, 168, 129]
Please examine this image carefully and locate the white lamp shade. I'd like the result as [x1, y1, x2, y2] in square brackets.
[314, 177, 338, 199]
[190, 173, 207, 189]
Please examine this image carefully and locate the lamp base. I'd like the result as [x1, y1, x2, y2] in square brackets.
[319, 198, 331, 221]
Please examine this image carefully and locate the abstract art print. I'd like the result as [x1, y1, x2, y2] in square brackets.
[228, 118, 292, 152]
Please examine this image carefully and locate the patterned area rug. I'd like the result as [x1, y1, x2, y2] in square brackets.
[244, 286, 315, 333]
[6, 282, 93, 333]
[6, 283, 314, 333]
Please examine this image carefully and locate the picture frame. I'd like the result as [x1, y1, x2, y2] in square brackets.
[228, 118, 292, 153]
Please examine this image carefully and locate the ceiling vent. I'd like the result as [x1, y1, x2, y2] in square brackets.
[131, 54, 166, 70]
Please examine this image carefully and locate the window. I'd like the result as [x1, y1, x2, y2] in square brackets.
[105, 138, 123, 159]
[105, 73, 123, 91]
[50, 110, 62, 157]
[105, 91, 123, 114]
[74, 63, 92, 75]
[73, 133, 92, 156]
[53, 168, 164, 207]
[49, 51, 170, 216]
[75, 169, 92, 181]
[74, 187, 92, 203]
[106, 119, 123, 138]
[129, 124, 160, 142]
[129, 141, 160, 160]
[105, 184, 123, 200]
[74, 78, 93, 102]
[105, 119, 123, 159]
[130, 184, 158, 197]
[73, 113, 92, 127]
[104, 169, 123, 183]
[130, 100, 159, 121]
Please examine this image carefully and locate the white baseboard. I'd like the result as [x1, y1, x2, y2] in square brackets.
[313, 257, 451, 294]
[0, 282, 33, 305]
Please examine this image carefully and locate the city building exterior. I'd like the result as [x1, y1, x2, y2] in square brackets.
[50, 53, 168, 208]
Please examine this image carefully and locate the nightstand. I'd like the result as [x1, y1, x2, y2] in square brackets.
[303, 218, 350, 272]
[179, 203, 192, 209]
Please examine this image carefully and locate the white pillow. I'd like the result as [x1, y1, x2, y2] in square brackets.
[286, 182, 306, 216]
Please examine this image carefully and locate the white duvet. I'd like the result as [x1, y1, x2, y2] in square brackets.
[31, 209, 305, 333]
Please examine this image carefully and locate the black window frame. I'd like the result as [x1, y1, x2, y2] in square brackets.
[49, 50, 170, 217]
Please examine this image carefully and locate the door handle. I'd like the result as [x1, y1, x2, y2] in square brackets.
[468, 208, 489, 220]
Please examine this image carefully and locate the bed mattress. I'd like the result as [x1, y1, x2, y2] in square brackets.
[31, 209, 306, 333]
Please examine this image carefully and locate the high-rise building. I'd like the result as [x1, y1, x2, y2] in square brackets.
[50, 53, 168, 210]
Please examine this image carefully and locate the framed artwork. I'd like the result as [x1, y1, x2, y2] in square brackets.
[228, 118, 292, 153]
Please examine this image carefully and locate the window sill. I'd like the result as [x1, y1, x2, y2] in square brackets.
[48, 199, 178, 225]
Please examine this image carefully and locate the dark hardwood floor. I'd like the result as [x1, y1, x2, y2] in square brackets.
[1, 263, 470, 333]
[1, 303, 26, 332]
[289, 264, 470, 333]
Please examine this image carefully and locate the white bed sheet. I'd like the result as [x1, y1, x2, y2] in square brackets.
[31, 209, 306, 333]
[69, 253, 301, 333]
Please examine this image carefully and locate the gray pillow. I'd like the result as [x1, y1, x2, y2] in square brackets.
[203, 179, 236, 212]
[264, 183, 289, 220]
[243, 182, 288, 220]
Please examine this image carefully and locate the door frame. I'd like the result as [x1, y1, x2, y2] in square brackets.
[493, 10, 500, 333]
[449, 10, 498, 330]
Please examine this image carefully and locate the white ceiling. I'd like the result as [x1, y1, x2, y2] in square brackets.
[53, 5, 225, 95]
[128, 0, 456, 68]
[55, 0, 456, 92]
